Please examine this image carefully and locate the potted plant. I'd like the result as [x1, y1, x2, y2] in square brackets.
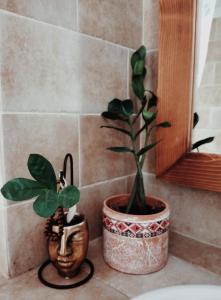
[1, 153, 89, 278]
[101, 45, 171, 274]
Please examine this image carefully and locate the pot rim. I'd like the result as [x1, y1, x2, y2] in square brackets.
[103, 194, 170, 222]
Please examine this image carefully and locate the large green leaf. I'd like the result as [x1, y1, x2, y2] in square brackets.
[131, 52, 140, 69]
[122, 99, 134, 116]
[137, 141, 159, 156]
[133, 60, 145, 76]
[147, 92, 157, 109]
[107, 147, 133, 153]
[28, 154, 57, 191]
[102, 111, 120, 120]
[108, 99, 123, 115]
[1, 178, 46, 201]
[58, 186, 80, 208]
[132, 77, 145, 100]
[137, 45, 146, 60]
[142, 111, 157, 125]
[33, 190, 59, 218]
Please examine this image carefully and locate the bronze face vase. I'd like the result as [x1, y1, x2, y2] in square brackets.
[48, 215, 89, 278]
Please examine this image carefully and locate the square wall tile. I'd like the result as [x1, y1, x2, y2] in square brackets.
[6, 201, 47, 277]
[143, 0, 159, 50]
[1, 113, 79, 205]
[78, 0, 143, 49]
[79, 177, 127, 240]
[1, 11, 128, 113]
[0, 0, 77, 30]
[80, 116, 135, 186]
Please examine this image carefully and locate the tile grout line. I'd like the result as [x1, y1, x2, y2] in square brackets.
[0, 9, 135, 52]
[142, 0, 145, 44]
[76, 0, 79, 32]
[126, 49, 130, 98]
[78, 115, 82, 187]
[5, 175, 131, 209]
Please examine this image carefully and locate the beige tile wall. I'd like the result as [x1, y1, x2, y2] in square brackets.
[0, 0, 150, 277]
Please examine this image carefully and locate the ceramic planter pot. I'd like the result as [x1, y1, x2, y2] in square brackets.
[103, 194, 170, 274]
[48, 215, 89, 278]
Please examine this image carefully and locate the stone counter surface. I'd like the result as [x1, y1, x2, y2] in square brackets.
[0, 238, 221, 300]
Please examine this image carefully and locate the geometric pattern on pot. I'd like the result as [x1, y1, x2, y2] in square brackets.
[103, 214, 169, 238]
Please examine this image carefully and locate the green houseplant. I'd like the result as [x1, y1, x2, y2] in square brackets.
[101, 45, 171, 274]
[1, 154, 89, 278]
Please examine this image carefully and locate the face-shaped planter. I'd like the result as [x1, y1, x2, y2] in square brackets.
[48, 215, 89, 278]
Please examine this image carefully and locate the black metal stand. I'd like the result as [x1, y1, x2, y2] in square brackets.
[38, 258, 94, 289]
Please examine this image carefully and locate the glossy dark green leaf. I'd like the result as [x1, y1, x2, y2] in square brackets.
[133, 60, 145, 76]
[131, 46, 146, 69]
[101, 111, 128, 122]
[122, 99, 134, 116]
[108, 99, 122, 114]
[107, 147, 133, 153]
[101, 125, 131, 137]
[1, 178, 46, 201]
[147, 92, 157, 109]
[131, 52, 140, 69]
[33, 190, 59, 218]
[192, 137, 214, 150]
[137, 141, 159, 156]
[193, 112, 199, 128]
[102, 111, 120, 120]
[156, 122, 171, 128]
[58, 186, 80, 208]
[28, 154, 57, 191]
[132, 77, 144, 100]
[142, 111, 157, 125]
[137, 45, 146, 60]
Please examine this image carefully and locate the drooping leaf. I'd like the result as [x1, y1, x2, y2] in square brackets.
[58, 186, 80, 208]
[33, 190, 59, 218]
[193, 112, 199, 128]
[101, 125, 132, 137]
[192, 137, 215, 150]
[1, 178, 46, 201]
[156, 122, 171, 128]
[28, 154, 57, 191]
[132, 77, 145, 100]
[122, 99, 134, 116]
[137, 141, 159, 156]
[133, 60, 145, 76]
[142, 111, 157, 125]
[107, 147, 133, 153]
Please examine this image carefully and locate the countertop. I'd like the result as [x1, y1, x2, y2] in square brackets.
[0, 238, 221, 299]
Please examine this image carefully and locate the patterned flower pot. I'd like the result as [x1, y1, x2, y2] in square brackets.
[103, 194, 170, 274]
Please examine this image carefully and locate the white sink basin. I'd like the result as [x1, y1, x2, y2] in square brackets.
[132, 285, 221, 300]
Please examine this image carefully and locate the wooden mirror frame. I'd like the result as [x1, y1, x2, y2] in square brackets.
[156, 0, 221, 192]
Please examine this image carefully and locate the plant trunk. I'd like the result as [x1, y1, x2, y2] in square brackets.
[126, 171, 147, 214]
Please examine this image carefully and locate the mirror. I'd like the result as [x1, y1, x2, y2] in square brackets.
[156, 0, 221, 193]
[192, 0, 221, 154]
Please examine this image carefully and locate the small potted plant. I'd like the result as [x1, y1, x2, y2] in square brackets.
[1, 153, 89, 278]
[101, 46, 171, 274]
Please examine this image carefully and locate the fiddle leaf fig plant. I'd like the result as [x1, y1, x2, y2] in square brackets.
[101, 45, 171, 214]
[1, 154, 80, 218]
